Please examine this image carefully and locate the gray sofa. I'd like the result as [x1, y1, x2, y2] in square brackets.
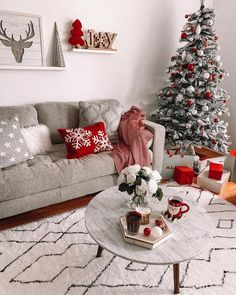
[0, 100, 165, 219]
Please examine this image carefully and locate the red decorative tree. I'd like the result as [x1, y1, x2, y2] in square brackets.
[68, 19, 84, 47]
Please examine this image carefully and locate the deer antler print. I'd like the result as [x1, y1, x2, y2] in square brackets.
[0, 20, 35, 63]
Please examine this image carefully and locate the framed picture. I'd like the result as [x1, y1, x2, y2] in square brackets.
[0, 10, 44, 66]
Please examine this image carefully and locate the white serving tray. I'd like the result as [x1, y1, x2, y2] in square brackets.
[120, 213, 171, 249]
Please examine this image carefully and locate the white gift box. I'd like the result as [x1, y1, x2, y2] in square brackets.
[224, 154, 236, 182]
[197, 167, 230, 194]
[162, 149, 195, 179]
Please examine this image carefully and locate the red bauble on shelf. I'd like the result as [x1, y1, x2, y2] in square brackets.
[214, 118, 219, 123]
[181, 32, 188, 39]
[187, 64, 195, 71]
[68, 19, 84, 47]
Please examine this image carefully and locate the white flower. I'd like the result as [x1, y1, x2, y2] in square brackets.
[148, 179, 158, 194]
[150, 170, 162, 182]
[126, 164, 141, 175]
[142, 166, 152, 176]
[136, 179, 148, 195]
[120, 167, 128, 175]
[126, 173, 136, 184]
[117, 174, 126, 185]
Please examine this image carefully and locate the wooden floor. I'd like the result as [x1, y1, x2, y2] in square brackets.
[0, 194, 95, 231]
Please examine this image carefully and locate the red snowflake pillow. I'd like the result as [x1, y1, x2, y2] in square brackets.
[58, 122, 113, 159]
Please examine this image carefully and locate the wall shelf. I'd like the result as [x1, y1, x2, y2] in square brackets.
[0, 65, 66, 71]
[72, 48, 117, 55]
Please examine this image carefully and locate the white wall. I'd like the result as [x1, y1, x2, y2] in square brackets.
[214, 0, 236, 148]
[0, 0, 213, 112]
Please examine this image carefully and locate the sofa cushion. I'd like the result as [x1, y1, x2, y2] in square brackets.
[34, 102, 79, 144]
[48, 147, 116, 187]
[58, 122, 113, 159]
[79, 99, 123, 136]
[0, 116, 32, 169]
[0, 105, 39, 127]
[0, 154, 61, 202]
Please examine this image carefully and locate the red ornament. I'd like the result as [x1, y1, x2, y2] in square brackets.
[188, 73, 193, 78]
[171, 72, 176, 78]
[144, 228, 151, 236]
[223, 100, 227, 103]
[212, 140, 217, 145]
[215, 35, 219, 41]
[187, 64, 195, 71]
[171, 56, 176, 61]
[205, 91, 213, 99]
[219, 74, 223, 79]
[209, 74, 215, 81]
[192, 48, 197, 53]
[185, 14, 189, 18]
[190, 26, 195, 32]
[214, 118, 219, 123]
[181, 32, 188, 39]
[187, 99, 193, 107]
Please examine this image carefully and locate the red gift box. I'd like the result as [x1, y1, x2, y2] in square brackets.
[208, 162, 223, 180]
[173, 166, 194, 185]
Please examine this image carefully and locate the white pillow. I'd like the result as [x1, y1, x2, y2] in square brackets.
[21, 125, 53, 156]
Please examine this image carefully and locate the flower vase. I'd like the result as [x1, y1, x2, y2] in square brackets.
[127, 193, 148, 209]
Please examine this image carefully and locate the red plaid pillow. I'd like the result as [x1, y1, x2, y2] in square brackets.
[58, 122, 113, 159]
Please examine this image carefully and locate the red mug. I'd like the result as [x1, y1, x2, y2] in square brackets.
[164, 196, 190, 221]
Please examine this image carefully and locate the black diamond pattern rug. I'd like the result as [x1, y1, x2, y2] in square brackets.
[0, 184, 236, 294]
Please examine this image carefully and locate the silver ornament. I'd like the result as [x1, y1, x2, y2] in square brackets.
[196, 25, 201, 35]
[197, 50, 204, 56]
[202, 105, 209, 111]
[203, 72, 210, 79]
[192, 109, 198, 115]
[218, 111, 222, 116]
[207, 20, 214, 26]
[215, 55, 221, 62]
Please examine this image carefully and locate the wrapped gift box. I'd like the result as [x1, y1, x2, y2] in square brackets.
[208, 162, 223, 180]
[162, 149, 195, 179]
[197, 167, 230, 194]
[174, 166, 194, 185]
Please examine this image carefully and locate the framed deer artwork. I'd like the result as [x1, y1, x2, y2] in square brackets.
[0, 11, 44, 66]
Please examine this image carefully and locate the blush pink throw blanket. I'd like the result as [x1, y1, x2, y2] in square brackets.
[111, 106, 153, 173]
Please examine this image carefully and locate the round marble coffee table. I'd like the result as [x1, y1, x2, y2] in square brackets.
[85, 186, 214, 294]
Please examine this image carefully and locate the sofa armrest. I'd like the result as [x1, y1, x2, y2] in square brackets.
[144, 120, 165, 173]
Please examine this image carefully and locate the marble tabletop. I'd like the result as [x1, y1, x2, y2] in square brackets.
[85, 186, 214, 265]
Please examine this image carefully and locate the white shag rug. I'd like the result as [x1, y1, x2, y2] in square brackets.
[0, 184, 236, 295]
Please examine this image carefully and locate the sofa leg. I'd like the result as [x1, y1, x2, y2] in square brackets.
[96, 245, 103, 257]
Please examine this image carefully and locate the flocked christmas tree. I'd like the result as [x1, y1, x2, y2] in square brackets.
[155, 0, 231, 153]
